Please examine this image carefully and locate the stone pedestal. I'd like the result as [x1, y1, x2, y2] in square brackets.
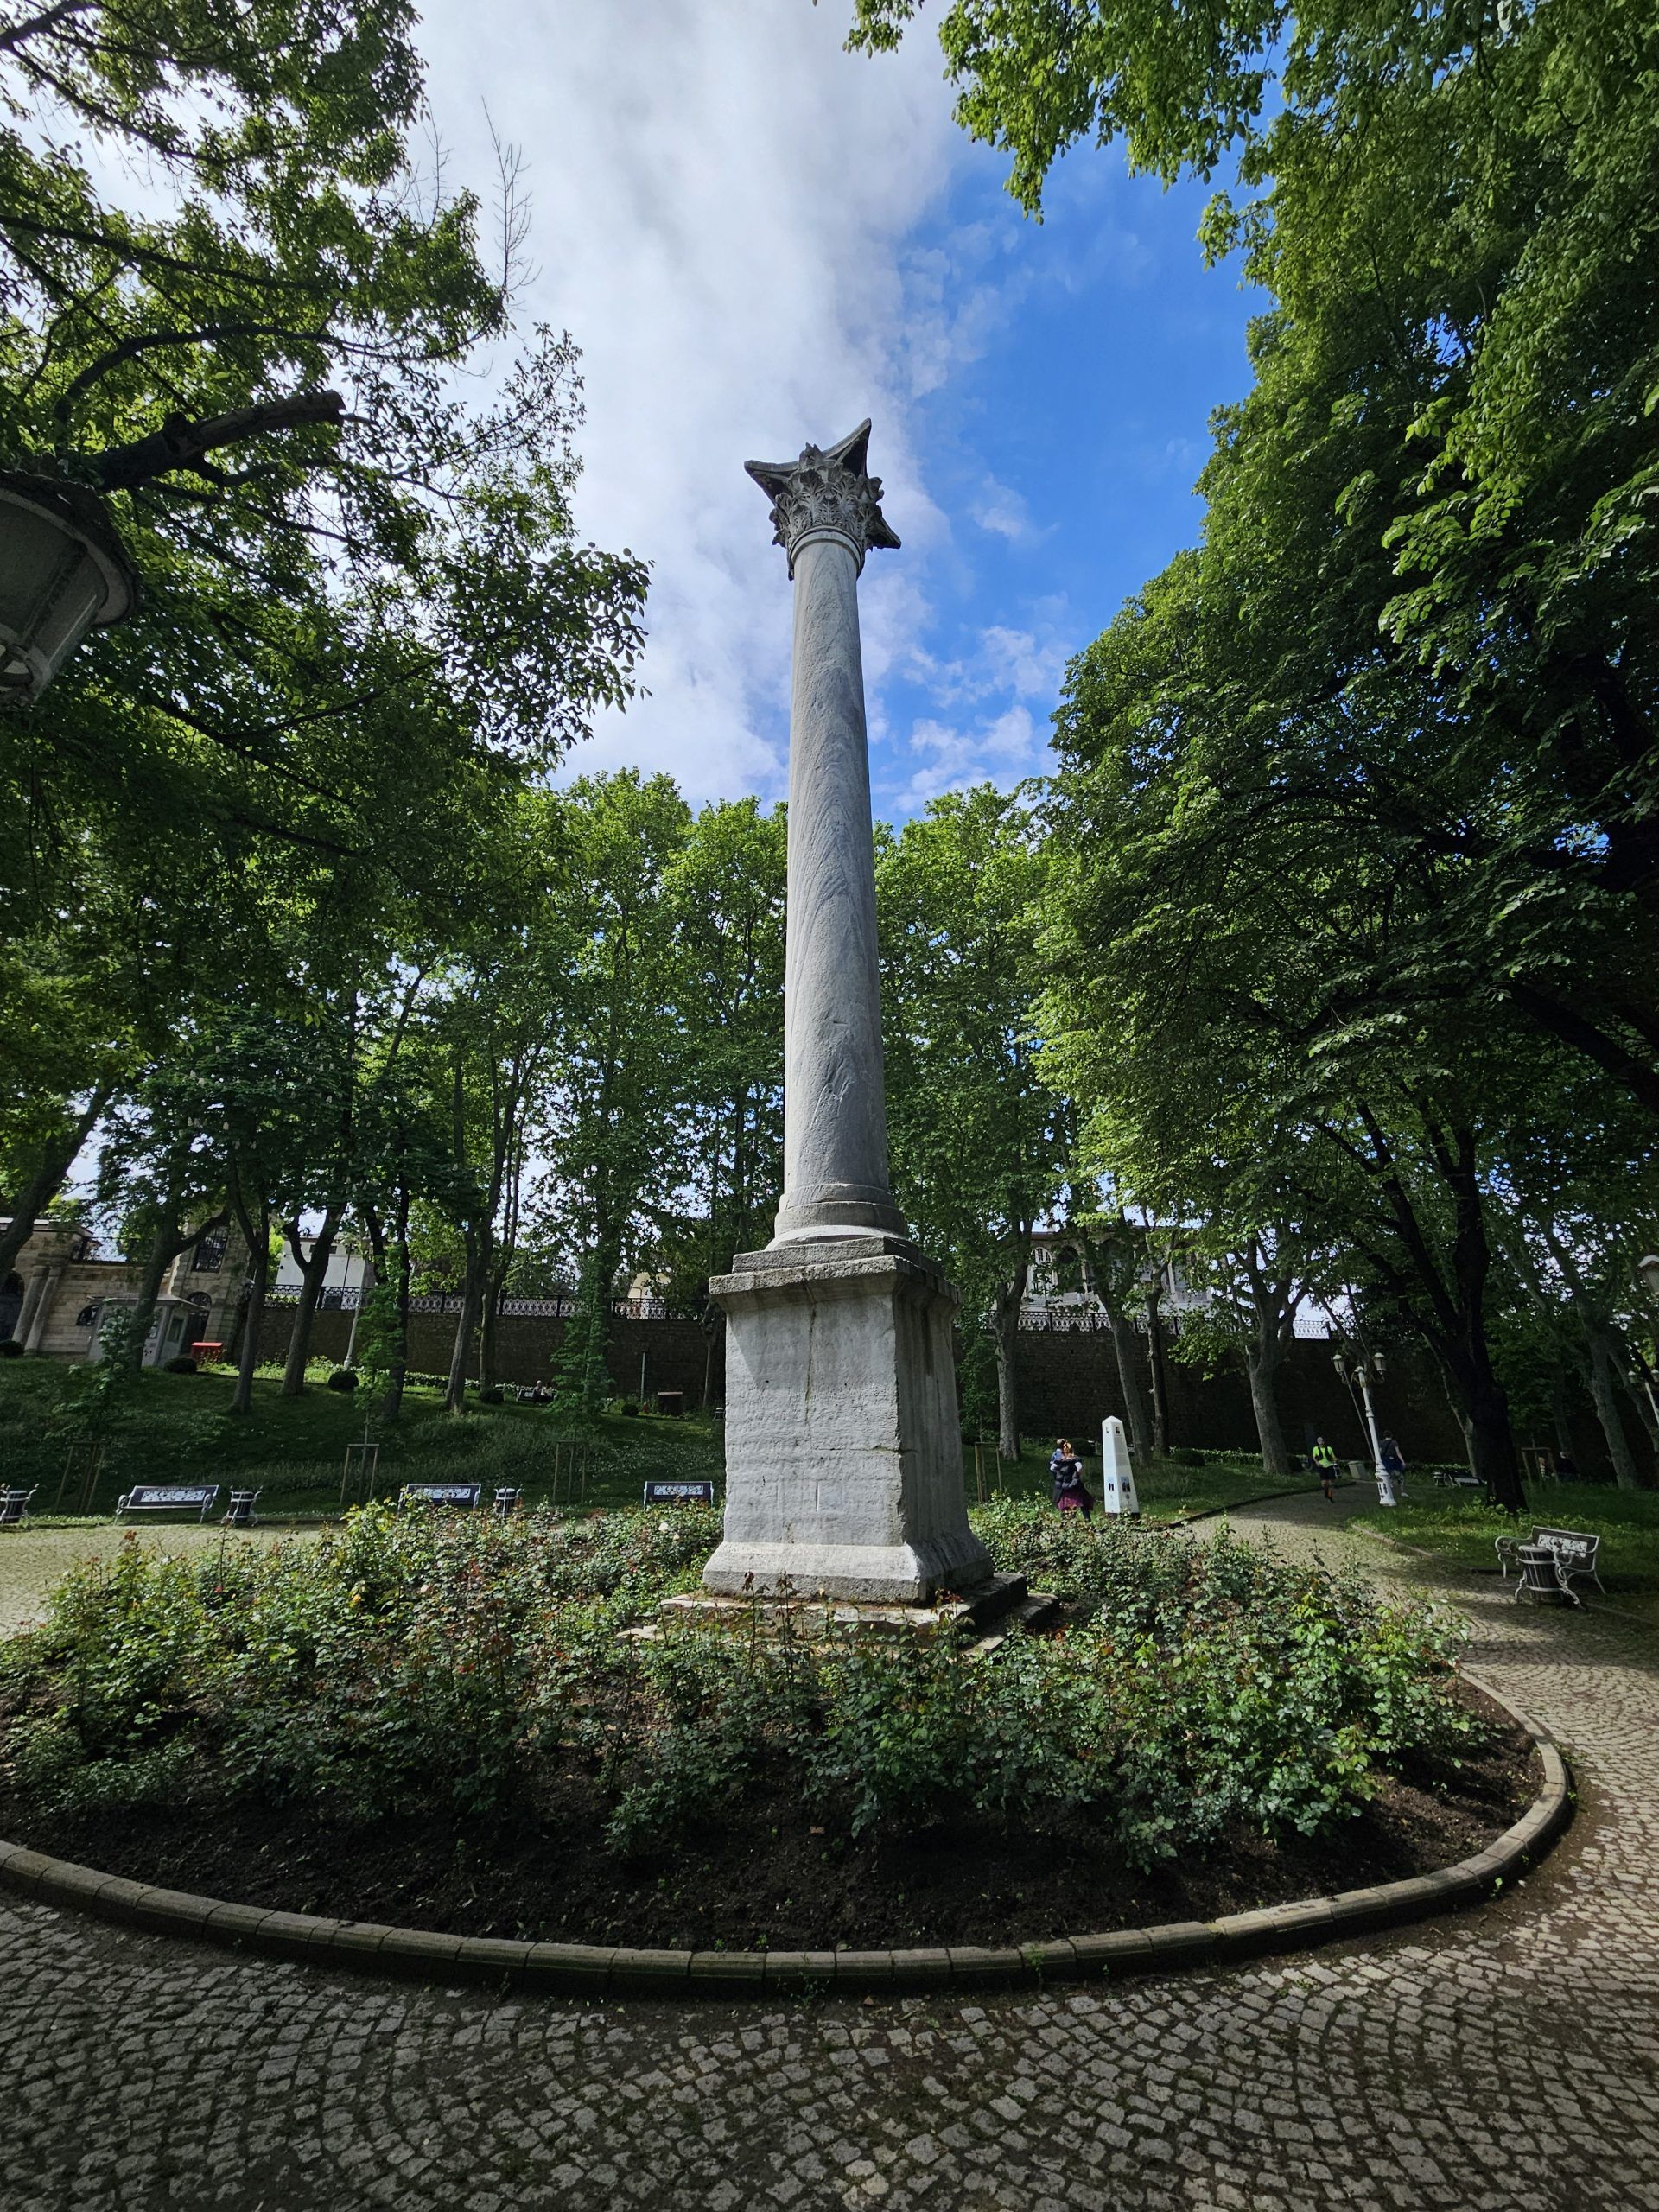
[702, 1237, 994, 1602]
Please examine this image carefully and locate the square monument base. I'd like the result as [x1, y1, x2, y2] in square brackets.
[702, 1237, 995, 1604]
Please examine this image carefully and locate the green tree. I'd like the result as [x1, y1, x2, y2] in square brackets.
[856, 0, 1659, 1118]
[878, 785, 1070, 1459]
[530, 772, 693, 1412]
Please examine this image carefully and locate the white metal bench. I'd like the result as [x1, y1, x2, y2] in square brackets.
[1496, 1525, 1605, 1606]
[397, 1483, 481, 1511]
[115, 1484, 220, 1522]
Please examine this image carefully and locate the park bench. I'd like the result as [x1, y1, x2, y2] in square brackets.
[0, 1484, 37, 1527]
[397, 1483, 481, 1511]
[1495, 1525, 1605, 1607]
[114, 1484, 220, 1522]
[643, 1479, 715, 1506]
[224, 1487, 262, 1529]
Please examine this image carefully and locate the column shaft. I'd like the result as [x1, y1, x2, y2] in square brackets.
[773, 530, 906, 1243]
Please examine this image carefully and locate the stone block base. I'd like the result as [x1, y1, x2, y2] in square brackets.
[658, 1570, 1028, 1643]
[702, 1239, 994, 1604]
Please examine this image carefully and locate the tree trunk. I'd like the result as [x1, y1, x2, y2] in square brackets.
[445, 1255, 484, 1413]
[990, 1261, 1027, 1461]
[124, 1218, 181, 1372]
[280, 1205, 342, 1395]
[1549, 1370, 1576, 1465]
[227, 1184, 270, 1419]
[382, 1178, 411, 1422]
[1587, 1334, 1643, 1490]
[701, 1308, 718, 1411]
[1244, 1339, 1291, 1476]
[480, 1252, 512, 1389]
[0, 1085, 111, 1284]
[1465, 1379, 1525, 1514]
[1107, 1307, 1153, 1461]
[1623, 1348, 1659, 1459]
[1143, 1287, 1171, 1459]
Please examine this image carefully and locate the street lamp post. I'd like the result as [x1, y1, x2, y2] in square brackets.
[1333, 1348, 1392, 1503]
[0, 474, 136, 701]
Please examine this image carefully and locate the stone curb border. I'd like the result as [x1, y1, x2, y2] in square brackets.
[0, 1674, 1569, 1999]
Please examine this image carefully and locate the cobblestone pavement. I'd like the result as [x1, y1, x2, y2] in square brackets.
[3, 1492, 1656, 2212]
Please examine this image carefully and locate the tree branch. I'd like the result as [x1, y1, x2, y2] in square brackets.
[93, 390, 346, 491]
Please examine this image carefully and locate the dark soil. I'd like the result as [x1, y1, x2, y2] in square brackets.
[0, 1685, 1540, 1950]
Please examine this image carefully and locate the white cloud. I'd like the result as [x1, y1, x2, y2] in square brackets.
[417, 0, 970, 804]
[887, 702, 1048, 811]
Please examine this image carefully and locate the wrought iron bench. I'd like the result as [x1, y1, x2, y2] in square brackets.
[397, 1483, 481, 1511]
[1496, 1525, 1605, 1606]
[114, 1484, 220, 1522]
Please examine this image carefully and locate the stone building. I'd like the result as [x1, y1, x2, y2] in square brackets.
[0, 1217, 242, 1364]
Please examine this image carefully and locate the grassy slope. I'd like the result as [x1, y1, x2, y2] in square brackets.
[1353, 1482, 1659, 1624]
[0, 1363, 721, 1520]
[0, 1362, 1312, 1528]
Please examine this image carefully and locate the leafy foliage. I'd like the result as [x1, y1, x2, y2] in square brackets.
[2, 1502, 1475, 1869]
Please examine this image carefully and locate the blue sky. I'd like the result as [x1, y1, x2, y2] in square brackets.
[418, 1, 1265, 818]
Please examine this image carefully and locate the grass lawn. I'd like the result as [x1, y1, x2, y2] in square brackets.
[0, 1361, 721, 1522]
[1353, 1482, 1659, 1624]
[967, 1438, 1321, 1521]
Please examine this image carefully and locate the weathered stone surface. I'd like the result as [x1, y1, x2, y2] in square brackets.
[702, 1243, 992, 1600]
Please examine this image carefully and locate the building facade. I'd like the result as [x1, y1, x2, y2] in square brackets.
[0, 1217, 243, 1364]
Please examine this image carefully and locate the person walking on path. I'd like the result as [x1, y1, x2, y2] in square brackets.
[1380, 1434, 1407, 1500]
[1049, 1438, 1093, 1520]
[1312, 1436, 1340, 1502]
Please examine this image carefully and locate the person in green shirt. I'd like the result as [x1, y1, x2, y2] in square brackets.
[1312, 1437, 1340, 1502]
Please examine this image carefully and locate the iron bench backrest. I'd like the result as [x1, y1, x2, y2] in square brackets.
[1531, 1526, 1599, 1573]
[116, 1485, 220, 1521]
[398, 1484, 482, 1510]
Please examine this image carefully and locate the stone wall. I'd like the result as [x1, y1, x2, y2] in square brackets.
[256, 1302, 1624, 1474]
[257, 1304, 723, 1408]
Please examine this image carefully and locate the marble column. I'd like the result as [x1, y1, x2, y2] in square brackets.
[701, 423, 994, 1604]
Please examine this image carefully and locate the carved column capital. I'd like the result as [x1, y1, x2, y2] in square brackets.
[744, 418, 901, 575]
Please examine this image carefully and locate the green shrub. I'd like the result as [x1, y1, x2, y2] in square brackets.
[0, 1339, 24, 1358]
[0, 1502, 1474, 1866]
[325, 1369, 359, 1393]
[162, 1355, 199, 1376]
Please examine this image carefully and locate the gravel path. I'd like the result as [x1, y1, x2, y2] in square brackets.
[3, 1491, 1656, 2211]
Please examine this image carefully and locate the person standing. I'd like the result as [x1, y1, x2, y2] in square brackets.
[1049, 1437, 1093, 1520]
[1312, 1436, 1340, 1502]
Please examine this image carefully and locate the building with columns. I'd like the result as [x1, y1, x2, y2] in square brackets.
[0, 1217, 243, 1364]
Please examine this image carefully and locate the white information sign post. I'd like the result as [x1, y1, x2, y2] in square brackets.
[1099, 1415, 1141, 1518]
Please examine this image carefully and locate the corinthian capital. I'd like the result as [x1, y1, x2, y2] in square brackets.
[745, 419, 901, 575]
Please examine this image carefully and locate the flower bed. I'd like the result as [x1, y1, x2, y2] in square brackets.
[0, 1503, 1537, 1949]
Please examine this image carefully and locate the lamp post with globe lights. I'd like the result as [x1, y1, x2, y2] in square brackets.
[1333, 1347, 1392, 1501]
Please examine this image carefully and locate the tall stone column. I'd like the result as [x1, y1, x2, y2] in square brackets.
[700, 423, 995, 1605]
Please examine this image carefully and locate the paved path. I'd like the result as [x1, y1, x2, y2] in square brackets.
[3, 1493, 1656, 2212]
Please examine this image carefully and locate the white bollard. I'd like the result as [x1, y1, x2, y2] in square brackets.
[1099, 1416, 1141, 1517]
